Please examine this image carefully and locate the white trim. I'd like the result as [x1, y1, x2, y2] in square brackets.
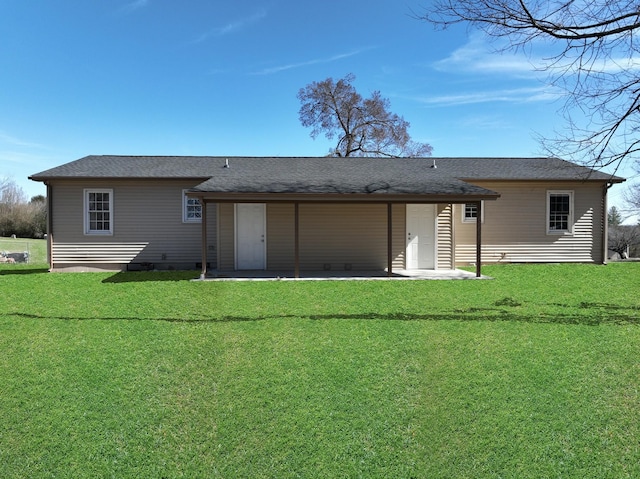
[462, 201, 484, 223]
[83, 188, 113, 236]
[182, 190, 202, 223]
[547, 190, 574, 235]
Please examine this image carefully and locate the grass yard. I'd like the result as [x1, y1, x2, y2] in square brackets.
[0, 237, 47, 264]
[1, 263, 639, 478]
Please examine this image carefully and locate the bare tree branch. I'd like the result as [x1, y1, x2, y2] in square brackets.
[298, 74, 432, 158]
[421, 0, 640, 171]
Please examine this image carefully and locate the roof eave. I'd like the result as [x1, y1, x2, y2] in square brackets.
[186, 191, 500, 203]
[459, 176, 626, 184]
[29, 175, 212, 182]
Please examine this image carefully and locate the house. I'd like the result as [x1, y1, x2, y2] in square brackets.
[29, 155, 624, 277]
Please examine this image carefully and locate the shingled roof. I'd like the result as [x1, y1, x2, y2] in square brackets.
[30, 155, 623, 200]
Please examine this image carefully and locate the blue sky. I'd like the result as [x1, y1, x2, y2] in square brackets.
[0, 0, 634, 213]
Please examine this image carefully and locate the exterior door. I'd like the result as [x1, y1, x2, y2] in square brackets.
[235, 203, 266, 270]
[406, 204, 436, 269]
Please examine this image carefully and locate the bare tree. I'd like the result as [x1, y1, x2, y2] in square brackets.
[421, 1, 640, 172]
[623, 161, 640, 215]
[0, 179, 46, 238]
[0, 178, 27, 205]
[298, 74, 433, 158]
[609, 224, 640, 258]
[624, 181, 640, 218]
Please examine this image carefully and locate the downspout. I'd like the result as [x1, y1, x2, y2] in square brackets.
[602, 182, 612, 265]
[46, 182, 53, 272]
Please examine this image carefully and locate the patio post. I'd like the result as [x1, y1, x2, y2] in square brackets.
[476, 200, 482, 278]
[200, 200, 208, 280]
[387, 203, 393, 278]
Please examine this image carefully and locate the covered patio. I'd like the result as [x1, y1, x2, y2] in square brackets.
[187, 157, 501, 280]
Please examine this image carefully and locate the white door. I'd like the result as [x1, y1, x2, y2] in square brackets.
[406, 204, 436, 269]
[236, 203, 266, 270]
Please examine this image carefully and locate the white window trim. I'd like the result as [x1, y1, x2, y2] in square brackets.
[182, 190, 202, 223]
[547, 190, 574, 235]
[84, 188, 113, 236]
[462, 201, 484, 223]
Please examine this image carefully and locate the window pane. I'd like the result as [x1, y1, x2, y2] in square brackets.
[549, 194, 570, 231]
[184, 194, 202, 222]
[465, 204, 477, 219]
[87, 190, 112, 233]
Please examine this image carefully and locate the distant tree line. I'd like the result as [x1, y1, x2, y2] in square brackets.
[0, 179, 47, 238]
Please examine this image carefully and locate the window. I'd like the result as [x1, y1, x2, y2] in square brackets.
[462, 201, 484, 223]
[183, 190, 202, 223]
[547, 191, 573, 234]
[84, 189, 113, 235]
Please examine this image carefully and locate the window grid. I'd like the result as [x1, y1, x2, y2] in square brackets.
[549, 194, 570, 231]
[462, 202, 483, 223]
[185, 198, 202, 221]
[183, 191, 202, 223]
[464, 203, 478, 220]
[87, 191, 111, 233]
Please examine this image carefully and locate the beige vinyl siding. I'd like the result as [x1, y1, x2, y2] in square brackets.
[218, 203, 406, 272]
[298, 204, 388, 271]
[217, 203, 235, 270]
[436, 204, 454, 269]
[266, 204, 295, 270]
[50, 180, 216, 270]
[455, 181, 605, 265]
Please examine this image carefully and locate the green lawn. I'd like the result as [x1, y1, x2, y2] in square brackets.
[1, 263, 639, 478]
[0, 237, 47, 264]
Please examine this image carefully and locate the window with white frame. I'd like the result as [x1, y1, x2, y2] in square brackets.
[547, 191, 573, 234]
[84, 189, 113, 235]
[183, 190, 202, 223]
[462, 201, 484, 223]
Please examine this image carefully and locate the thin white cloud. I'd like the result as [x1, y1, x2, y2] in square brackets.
[434, 34, 534, 76]
[436, 32, 640, 77]
[571, 57, 640, 74]
[457, 115, 514, 131]
[0, 131, 44, 149]
[119, 0, 149, 14]
[253, 49, 369, 75]
[1, 151, 49, 166]
[192, 10, 267, 44]
[413, 86, 560, 107]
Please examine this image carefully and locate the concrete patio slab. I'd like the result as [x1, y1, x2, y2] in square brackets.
[198, 269, 491, 281]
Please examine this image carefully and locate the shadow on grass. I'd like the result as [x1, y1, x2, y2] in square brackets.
[0, 267, 50, 275]
[9, 312, 265, 323]
[308, 309, 640, 326]
[102, 271, 200, 283]
[8, 303, 640, 326]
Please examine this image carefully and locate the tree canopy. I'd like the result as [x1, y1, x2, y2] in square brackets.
[422, 0, 640, 172]
[609, 206, 623, 226]
[0, 179, 46, 238]
[297, 74, 432, 158]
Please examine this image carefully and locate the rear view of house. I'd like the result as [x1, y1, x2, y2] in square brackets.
[30, 156, 623, 276]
